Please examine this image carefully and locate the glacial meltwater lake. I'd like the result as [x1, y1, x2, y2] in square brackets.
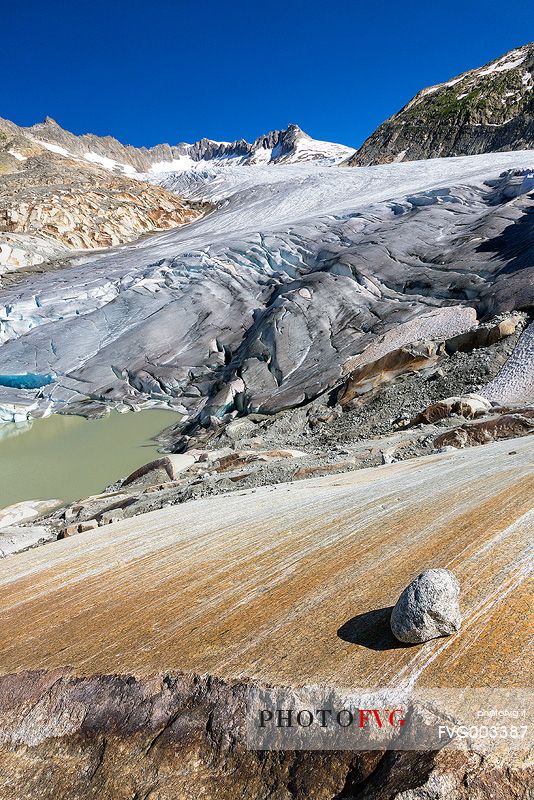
[0, 409, 179, 509]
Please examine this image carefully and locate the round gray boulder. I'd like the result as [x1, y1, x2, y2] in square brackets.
[390, 569, 461, 644]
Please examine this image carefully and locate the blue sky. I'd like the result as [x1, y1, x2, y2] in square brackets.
[3, 1, 533, 149]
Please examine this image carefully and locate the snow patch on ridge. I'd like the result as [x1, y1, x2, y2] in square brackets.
[83, 152, 137, 174]
[40, 142, 70, 156]
[479, 52, 526, 76]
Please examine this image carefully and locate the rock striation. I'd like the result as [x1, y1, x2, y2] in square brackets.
[3, 437, 530, 681]
[348, 43, 534, 165]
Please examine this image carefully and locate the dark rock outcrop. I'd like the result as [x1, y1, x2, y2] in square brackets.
[0, 670, 531, 800]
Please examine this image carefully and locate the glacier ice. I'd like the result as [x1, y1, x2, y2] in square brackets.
[0, 150, 532, 426]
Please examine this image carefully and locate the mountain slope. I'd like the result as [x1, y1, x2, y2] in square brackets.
[0, 120, 201, 272]
[348, 43, 534, 166]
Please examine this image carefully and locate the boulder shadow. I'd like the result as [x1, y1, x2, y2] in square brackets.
[337, 607, 415, 651]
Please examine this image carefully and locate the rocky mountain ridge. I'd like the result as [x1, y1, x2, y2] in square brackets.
[348, 42, 534, 165]
[3, 41, 533, 181]
[0, 115, 355, 273]
[3, 117, 355, 174]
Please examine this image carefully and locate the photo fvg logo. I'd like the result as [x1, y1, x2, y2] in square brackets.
[258, 707, 406, 730]
[247, 690, 532, 752]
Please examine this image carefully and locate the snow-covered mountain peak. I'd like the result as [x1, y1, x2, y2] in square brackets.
[151, 124, 355, 170]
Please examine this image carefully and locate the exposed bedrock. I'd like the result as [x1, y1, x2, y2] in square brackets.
[0, 671, 530, 800]
[0, 671, 387, 800]
[0, 159, 532, 427]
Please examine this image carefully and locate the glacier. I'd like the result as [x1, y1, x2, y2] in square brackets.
[0, 150, 533, 426]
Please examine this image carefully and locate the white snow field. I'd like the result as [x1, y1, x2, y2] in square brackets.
[0, 150, 532, 422]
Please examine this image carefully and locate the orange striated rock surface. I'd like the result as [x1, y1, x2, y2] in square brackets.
[0, 437, 532, 684]
[0, 436, 532, 798]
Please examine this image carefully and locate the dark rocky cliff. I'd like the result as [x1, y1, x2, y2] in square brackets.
[348, 43, 534, 166]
